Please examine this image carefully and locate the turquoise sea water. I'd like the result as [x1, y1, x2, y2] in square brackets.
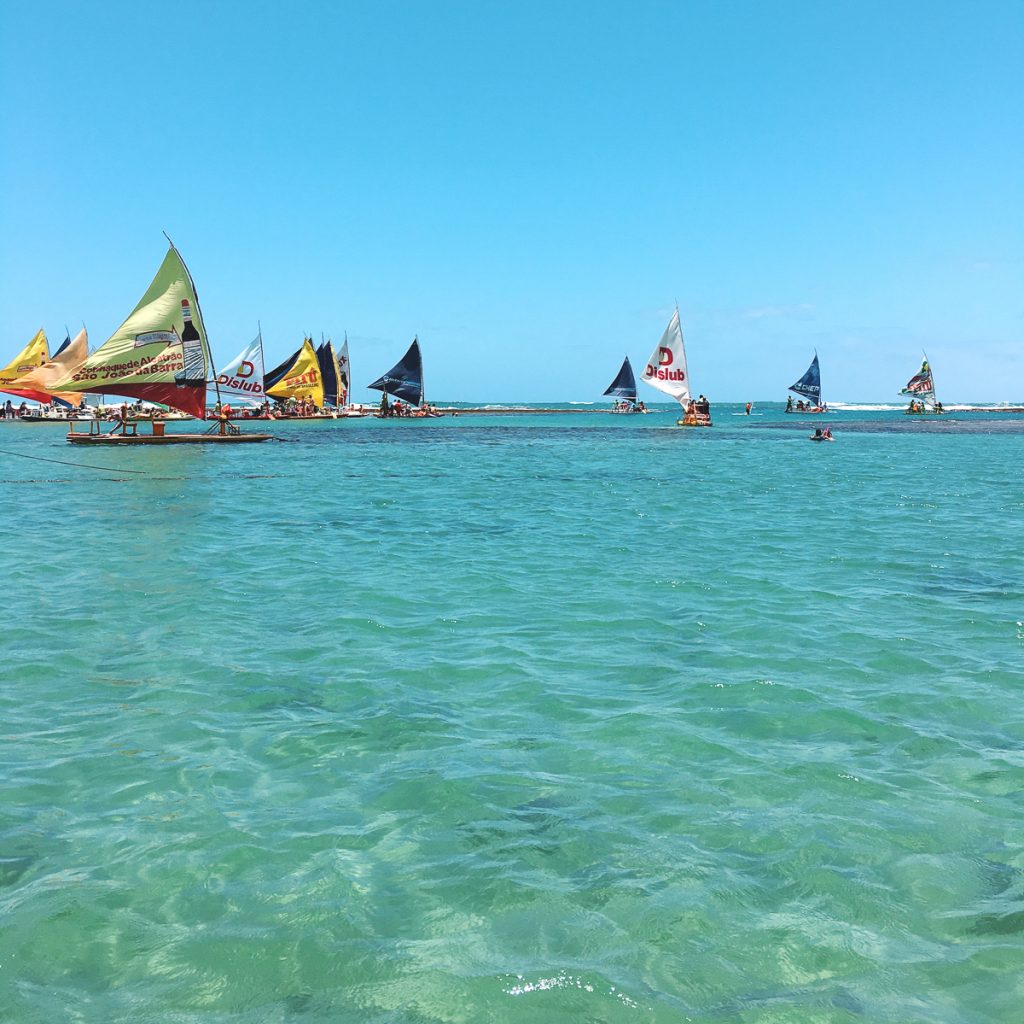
[2, 404, 1023, 1023]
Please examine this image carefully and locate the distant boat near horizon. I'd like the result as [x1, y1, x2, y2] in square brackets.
[901, 355, 945, 414]
[603, 356, 647, 413]
[786, 353, 826, 413]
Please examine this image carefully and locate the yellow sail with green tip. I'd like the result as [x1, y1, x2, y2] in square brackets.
[0, 329, 50, 401]
[9, 329, 88, 407]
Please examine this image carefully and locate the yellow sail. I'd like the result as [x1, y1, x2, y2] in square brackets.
[0, 329, 50, 399]
[9, 329, 88, 407]
[266, 338, 324, 406]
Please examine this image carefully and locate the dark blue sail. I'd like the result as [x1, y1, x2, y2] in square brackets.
[53, 334, 71, 358]
[264, 344, 302, 390]
[789, 354, 821, 404]
[367, 338, 423, 405]
[316, 342, 340, 406]
[603, 356, 637, 402]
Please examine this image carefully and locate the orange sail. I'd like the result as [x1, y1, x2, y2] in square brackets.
[9, 329, 88, 407]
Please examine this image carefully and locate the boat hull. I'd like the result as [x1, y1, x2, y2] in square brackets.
[67, 432, 272, 445]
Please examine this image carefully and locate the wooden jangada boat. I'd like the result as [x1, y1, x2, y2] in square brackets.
[55, 237, 271, 445]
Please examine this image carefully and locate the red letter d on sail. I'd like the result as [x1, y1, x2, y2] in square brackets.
[659, 347, 673, 366]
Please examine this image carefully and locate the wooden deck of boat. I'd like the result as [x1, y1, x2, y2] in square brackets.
[67, 432, 273, 445]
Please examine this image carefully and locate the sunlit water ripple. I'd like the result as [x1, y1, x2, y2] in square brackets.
[2, 405, 1023, 1022]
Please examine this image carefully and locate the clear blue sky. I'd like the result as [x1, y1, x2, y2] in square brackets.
[2, 1, 1021, 402]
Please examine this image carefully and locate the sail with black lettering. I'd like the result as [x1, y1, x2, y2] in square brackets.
[789, 353, 822, 407]
[52, 244, 210, 417]
[603, 356, 637, 403]
[368, 337, 423, 406]
[338, 337, 350, 405]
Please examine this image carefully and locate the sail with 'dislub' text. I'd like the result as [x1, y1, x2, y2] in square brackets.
[217, 335, 266, 405]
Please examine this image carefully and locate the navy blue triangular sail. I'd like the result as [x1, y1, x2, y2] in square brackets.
[603, 356, 637, 402]
[367, 338, 423, 405]
[264, 345, 302, 390]
[316, 343, 340, 406]
[53, 334, 72, 358]
[789, 354, 821, 404]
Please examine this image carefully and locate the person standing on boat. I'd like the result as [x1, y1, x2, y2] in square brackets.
[745, 402, 752, 415]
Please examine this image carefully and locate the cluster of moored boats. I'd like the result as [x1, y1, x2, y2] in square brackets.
[1, 239, 950, 445]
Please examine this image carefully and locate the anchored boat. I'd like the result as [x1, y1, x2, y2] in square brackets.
[641, 306, 710, 426]
[56, 239, 271, 444]
[603, 356, 646, 412]
[369, 337, 442, 417]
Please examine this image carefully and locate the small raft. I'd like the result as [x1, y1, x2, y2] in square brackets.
[67, 419, 272, 445]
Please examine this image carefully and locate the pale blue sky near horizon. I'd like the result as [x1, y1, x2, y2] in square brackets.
[1, 1, 1021, 403]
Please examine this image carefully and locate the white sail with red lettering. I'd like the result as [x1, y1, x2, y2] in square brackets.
[217, 335, 266, 405]
[641, 306, 690, 406]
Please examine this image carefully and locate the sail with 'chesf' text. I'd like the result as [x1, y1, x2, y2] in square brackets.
[641, 307, 691, 406]
[603, 356, 638, 403]
[368, 337, 424, 406]
[0, 329, 51, 402]
[9, 328, 89, 407]
[900, 355, 941, 411]
[217, 334, 266, 405]
[265, 337, 324, 406]
[52, 243, 212, 418]
[789, 353, 822, 407]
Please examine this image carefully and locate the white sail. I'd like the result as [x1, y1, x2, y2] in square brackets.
[216, 336, 265, 404]
[641, 307, 690, 406]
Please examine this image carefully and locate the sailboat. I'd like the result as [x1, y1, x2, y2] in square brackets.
[216, 332, 267, 408]
[58, 240, 271, 444]
[0, 329, 51, 405]
[901, 356, 944, 414]
[641, 306, 710, 426]
[786, 353, 825, 412]
[264, 338, 324, 414]
[316, 339, 344, 410]
[603, 356, 646, 413]
[368, 337, 441, 417]
[9, 329, 89, 417]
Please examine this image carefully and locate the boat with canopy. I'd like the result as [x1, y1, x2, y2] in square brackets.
[641, 306, 710, 426]
[603, 356, 646, 412]
[58, 239, 271, 443]
[901, 356, 944, 414]
[786, 353, 825, 412]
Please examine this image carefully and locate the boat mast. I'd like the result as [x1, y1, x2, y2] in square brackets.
[163, 231, 221, 410]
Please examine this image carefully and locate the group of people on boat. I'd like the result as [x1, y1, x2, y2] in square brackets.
[680, 394, 712, 426]
[906, 399, 943, 414]
[2, 400, 29, 418]
[785, 396, 827, 413]
[611, 400, 647, 413]
[377, 395, 442, 418]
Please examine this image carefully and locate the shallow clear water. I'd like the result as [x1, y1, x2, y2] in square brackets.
[2, 405, 1023, 1022]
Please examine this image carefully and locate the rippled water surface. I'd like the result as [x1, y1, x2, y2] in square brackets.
[2, 406, 1023, 1022]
